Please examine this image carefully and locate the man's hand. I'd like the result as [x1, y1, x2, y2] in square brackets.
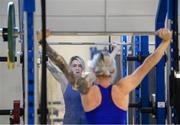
[157, 28, 172, 42]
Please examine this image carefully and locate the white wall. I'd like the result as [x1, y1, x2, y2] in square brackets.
[34, 0, 159, 32]
[1, 0, 180, 32]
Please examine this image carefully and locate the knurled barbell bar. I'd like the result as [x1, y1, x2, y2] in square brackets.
[47, 41, 155, 46]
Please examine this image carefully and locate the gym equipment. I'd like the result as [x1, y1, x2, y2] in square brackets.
[134, 36, 141, 124]
[129, 94, 156, 115]
[155, 0, 167, 123]
[0, 2, 24, 124]
[0, 2, 21, 69]
[40, 0, 48, 123]
[0, 100, 23, 124]
[49, 41, 132, 46]
[45, 31, 180, 36]
[127, 55, 147, 62]
[167, 0, 179, 123]
[0, 28, 19, 41]
[0, 56, 23, 63]
[121, 35, 128, 77]
[8, 2, 16, 67]
[140, 36, 150, 123]
[47, 41, 155, 46]
[23, 0, 36, 124]
[128, 36, 157, 124]
[155, 0, 179, 123]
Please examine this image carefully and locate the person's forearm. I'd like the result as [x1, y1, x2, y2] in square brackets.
[46, 44, 76, 85]
[45, 43, 90, 95]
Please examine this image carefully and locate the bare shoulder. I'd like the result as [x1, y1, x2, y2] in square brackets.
[87, 85, 101, 101]
[82, 84, 99, 97]
[90, 85, 100, 94]
[81, 85, 101, 111]
[112, 84, 122, 93]
[115, 76, 134, 95]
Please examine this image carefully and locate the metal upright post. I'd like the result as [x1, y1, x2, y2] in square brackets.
[134, 36, 141, 124]
[155, 0, 167, 123]
[23, 0, 35, 124]
[167, 0, 179, 123]
[140, 36, 150, 124]
[121, 35, 128, 77]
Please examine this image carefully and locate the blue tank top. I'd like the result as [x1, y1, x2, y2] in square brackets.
[85, 84, 127, 124]
[63, 84, 87, 124]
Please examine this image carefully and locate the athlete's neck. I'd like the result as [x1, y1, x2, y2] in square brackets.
[97, 76, 111, 88]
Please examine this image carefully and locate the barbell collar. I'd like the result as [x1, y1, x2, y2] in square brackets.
[0, 56, 23, 63]
[0, 27, 22, 37]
